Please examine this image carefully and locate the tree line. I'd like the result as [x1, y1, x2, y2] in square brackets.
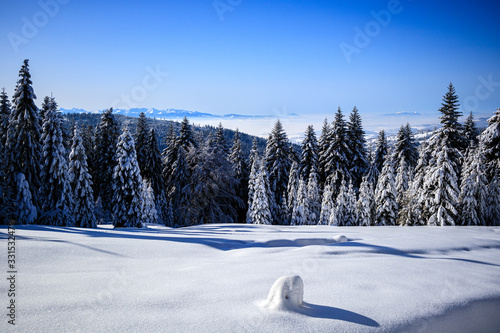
[1, 60, 499, 227]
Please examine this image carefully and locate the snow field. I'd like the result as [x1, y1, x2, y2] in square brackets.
[1, 224, 500, 332]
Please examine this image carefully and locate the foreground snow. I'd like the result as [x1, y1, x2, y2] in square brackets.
[1, 224, 500, 332]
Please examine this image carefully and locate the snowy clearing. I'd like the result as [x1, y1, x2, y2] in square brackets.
[1, 224, 500, 332]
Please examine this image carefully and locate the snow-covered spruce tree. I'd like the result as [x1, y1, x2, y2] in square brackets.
[394, 123, 418, 170]
[39, 96, 51, 127]
[324, 107, 351, 198]
[0, 88, 11, 148]
[330, 179, 355, 226]
[94, 108, 120, 217]
[4, 60, 42, 222]
[178, 116, 197, 150]
[356, 176, 375, 226]
[134, 112, 149, 175]
[319, 181, 334, 225]
[265, 120, 293, 223]
[112, 128, 145, 228]
[214, 123, 229, 156]
[463, 111, 479, 147]
[230, 129, 249, 222]
[68, 125, 96, 228]
[419, 83, 465, 226]
[142, 180, 159, 224]
[395, 156, 412, 209]
[458, 147, 487, 226]
[318, 118, 331, 185]
[249, 137, 260, 171]
[16, 173, 37, 224]
[372, 130, 388, 182]
[142, 128, 166, 222]
[487, 176, 500, 226]
[162, 123, 177, 190]
[307, 167, 321, 225]
[279, 193, 290, 225]
[246, 158, 260, 224]
[299, 125, 319, 181]
[374, 157, 398, 226]
[164, 200, 174, 227]
[249, 161, 272, 225]
[291, 179, 309, 225]
[347, 106, 369, 190]
[170, 145, 193, 227]
[286, 161, 300, 215]
[39, 97, 74, 226]
[81, 124, 96, 179]
[188, 139, 241, 224]
[478, 108, 500, 182]
[423, 145, 461, 226]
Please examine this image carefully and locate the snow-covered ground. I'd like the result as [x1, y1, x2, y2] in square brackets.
[2, 224, 500, 332]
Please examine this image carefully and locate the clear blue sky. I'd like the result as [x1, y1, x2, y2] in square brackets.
[1, 0, 499, 126]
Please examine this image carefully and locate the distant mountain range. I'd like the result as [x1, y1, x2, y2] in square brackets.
[60, 107, 298, 120]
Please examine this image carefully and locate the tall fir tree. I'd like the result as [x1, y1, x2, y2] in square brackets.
[0, 88, 11, 149]
[395, 156, 412, 209]
[39, 97, 74, 226]
[329, 179, 355, 226]
[324, 107, 351, 198]
[162, 123, 178, 190]
[319, 181, 334, 225]
[291, 179, 309, 225]
[265, 120, 293, 222]
[230, 129, 249, 223]
[4, 59, 42, 223]
[94, 108, 120, 217]
[142, 180, 159, 224]
[486, 176, 500, 226]
[69, 125, 96, 228]
[112, 128, 145, 228]
[463, 111, 479, 147]
[356, 176, 375, 226]
[459, 147, 487, 226]
[142, 128, 166, 222]
[246, 158, 260, 224]
[306, 167, 321, 225]
[135, 112, 149, 175]
[375, 157, 398, 226]
[372, 130, 388, 182]
[299, 125, 319, 181]
[478, 108, 500, 181]
[318, 118, 331, 185]
[214, 123, 229, 155]
[347, 106, 369, 189]
[178, 116, 197, 150]
[249, 161, 272, 225]
[439, 83, 464, 151]
[170, 146, 192, 227]
[394, 123, 418, 170]
[286, 161, 300, 214]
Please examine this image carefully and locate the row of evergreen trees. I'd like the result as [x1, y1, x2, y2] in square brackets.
[1, 60, 499, 227]
[246, 84, 500, 227]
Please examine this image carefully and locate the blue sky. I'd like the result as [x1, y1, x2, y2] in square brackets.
[1, 0, 499, 131]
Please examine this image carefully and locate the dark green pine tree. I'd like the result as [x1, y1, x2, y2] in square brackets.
[0, 88, 12, 149]
[94, 108, 120, 217]
[479, 108, 500, 182]
[4, 60, 42, 223]
[299, 125, 319, 181]
[178, 116, 197, 150]
[439, 83, 466, 152]
[372, 130, 388, 180]
[230, 129, 249, 222]
[394, 123, 418, 170]
[213, 122, 229, 157]
[135, 112, 149, 175]
[347, 106, 368, 189]
[162, 123, 177, 188]
[170, 145, 192, 227]
[81, 124, 96, 179]
[265, 120, 293, 223]
[142, 128, 164, 197]
[39, 96, 51, 127]
[463, 111, 479, 147]
[318, 118, 331, 185]
[324, 107, 351, 198]
[39, 96, 74, 226]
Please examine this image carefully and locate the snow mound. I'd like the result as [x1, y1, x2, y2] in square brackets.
[262, 275, 304, 311]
